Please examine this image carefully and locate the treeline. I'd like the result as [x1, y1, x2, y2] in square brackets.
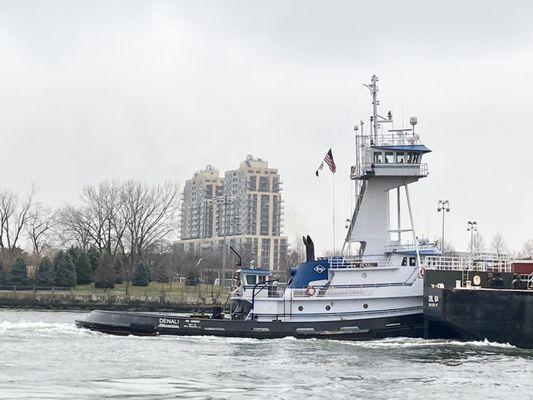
[0, 180, 294, 289]
[0, 181, 184, 289]
[0, 248, 87, 288]
[0, 245, 229, 289]
[0, 247, 139, 288]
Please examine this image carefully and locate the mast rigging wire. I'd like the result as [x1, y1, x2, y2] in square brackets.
[285, 84, 365, 218]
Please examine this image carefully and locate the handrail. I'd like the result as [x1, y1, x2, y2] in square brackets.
[385, 243, 437, 252]
[358, 133, 420, 146]
[351, 163, 428, 179]
[250, 279, 279, 320]
[422, 255, 511, 272]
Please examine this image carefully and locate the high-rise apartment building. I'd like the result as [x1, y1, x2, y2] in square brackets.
[180, 165, 223, 240]
[178, 156, 287, 272]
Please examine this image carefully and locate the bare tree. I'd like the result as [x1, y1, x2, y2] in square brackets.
[58, 180, 180, 291]
[81, 182, 126, 254]
[27, 204, 57, 256]
[58, 181, 126, 253]
[522, 239, 533, 259]
[470, 233, 486, 254]
[490, 233, 507, 256]
[118, 181, 180, 292]
[0, 186, 35, 251]
[57, 205, 92, 249]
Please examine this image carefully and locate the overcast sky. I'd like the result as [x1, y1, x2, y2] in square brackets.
[1, 1, 532, 254]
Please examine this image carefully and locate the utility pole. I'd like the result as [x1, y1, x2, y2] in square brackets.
[218, 195, 235, 288]
[437, 200, 450, 253]
[221, 196, 228, 288]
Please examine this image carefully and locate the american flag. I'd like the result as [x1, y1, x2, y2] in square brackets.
[324, 149, 336, 173]
[316, 149, 336, 176]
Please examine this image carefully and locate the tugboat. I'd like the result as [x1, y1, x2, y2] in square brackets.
[76, 75, 438, 339]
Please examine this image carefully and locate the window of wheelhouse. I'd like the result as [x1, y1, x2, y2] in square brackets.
[396, 152, 405, 163]
[409, 257, 417, 267]
[406, 152, 421, 164]
[384, 152, 394, 163]
[401, 257, 407, 266]
[245, 275, 257, 285]
[373, 152, 383, 164]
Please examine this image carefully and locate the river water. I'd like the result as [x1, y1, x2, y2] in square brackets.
[0, 310, 531, 399]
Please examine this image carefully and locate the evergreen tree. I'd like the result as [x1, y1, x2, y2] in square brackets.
[132, 263, 151, 286]
[87, 247, 101, 272]
[74, 250, 92, 285]
[36, 257, 55, 286]
[54, 251, 77, 287]
[8, 258, 29, 286]
[66, 247, 81, 263]
[94, 253, 116, 289]
[0, 262, 6, 285]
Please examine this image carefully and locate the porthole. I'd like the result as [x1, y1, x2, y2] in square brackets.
[362, 272, 367, 278]
[298, 306, 303, 311]
[325, 305, 331, 311]
[363, 303, 368, 309]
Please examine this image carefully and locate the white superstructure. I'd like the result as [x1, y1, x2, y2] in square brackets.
[231, 75, 437, 323]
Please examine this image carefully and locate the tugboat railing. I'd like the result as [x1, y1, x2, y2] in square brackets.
[351, 163, 428, 180]
[292, 282, 413, 297]
[385, 243, 437, 253]
[327, 256, 388, 269]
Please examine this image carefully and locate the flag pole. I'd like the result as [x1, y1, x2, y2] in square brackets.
[332, 172, 336, 253]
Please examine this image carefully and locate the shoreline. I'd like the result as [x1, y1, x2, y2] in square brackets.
[0, 290, 220, 313]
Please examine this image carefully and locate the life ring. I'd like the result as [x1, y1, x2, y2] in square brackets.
[418, 268, 425, 279]
[305, 286, 316, 296]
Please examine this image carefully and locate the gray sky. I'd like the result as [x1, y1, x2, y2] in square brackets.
[1, 0, 533, 254]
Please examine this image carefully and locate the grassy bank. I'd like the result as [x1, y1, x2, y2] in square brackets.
[0, 283, 232, 311]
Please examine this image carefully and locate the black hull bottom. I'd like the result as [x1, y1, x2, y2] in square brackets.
[76, 310, 424, 340]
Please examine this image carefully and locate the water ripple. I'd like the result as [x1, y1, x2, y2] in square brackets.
[0, 310, 531, 400]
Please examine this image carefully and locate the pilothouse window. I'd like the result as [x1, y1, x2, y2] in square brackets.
[385, 152, 394, 163]
[406, 152, 421, 164]
[373, 152, 383, 164]
[245, 275, 257, 285]
[396, 152, 405, 163]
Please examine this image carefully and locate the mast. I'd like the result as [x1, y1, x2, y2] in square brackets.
[364, 75, 379, 141]
[346, 75, 431, 259]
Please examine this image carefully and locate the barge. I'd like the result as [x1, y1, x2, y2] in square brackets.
[424, 267, 533, 348]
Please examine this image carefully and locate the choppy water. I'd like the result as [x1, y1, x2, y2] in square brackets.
[0, 310, 532, 399]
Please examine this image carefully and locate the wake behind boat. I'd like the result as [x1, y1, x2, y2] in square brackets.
[77, 75, 435, 339]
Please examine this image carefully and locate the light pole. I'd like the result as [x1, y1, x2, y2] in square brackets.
[437, 200, 450, 253]
[467, 221, 478, 253]
[217, 195, 236, 288]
